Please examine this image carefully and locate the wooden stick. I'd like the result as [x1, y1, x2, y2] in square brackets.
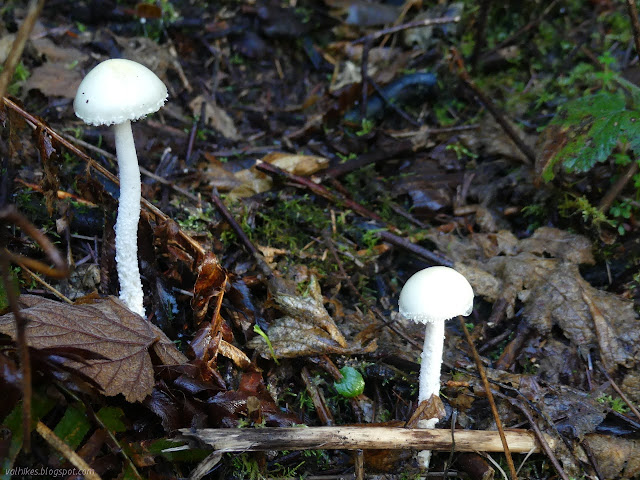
[178, 427, 551, 453]
[36, 421, 102, 480]
[460, 317, 518, 480]
[0, 0, 45, 99]
[2, 97, 206, 258]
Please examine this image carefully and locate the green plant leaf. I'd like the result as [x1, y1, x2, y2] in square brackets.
[1, 394, 56, 479]
[54, 404, 91, 451]
[542, 90, 640, 180]
[334, 366, 365, 398]
[96, 406, 127, 433]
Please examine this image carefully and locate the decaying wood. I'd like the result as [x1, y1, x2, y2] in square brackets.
[179, 427, 552, 453]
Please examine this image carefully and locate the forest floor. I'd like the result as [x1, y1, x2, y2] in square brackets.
[1, 0, 640, 479]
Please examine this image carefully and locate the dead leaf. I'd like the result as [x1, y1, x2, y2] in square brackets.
[24, 36, 88, 98]
[579, 434, 640, 479]
[248, 315, 376, 358]
[191, 253, 227, 322]
[36, 126, 59, 216]
[0, 295, 187, 402]
[189, 94, 239, 140]
[26, 61, 84, 98]
[247, 278, 378, 359]
[343, 1, 400, 26]
[206, 370, 300, 426]
[459, 114, 536, 164]
[428, 227, 640, 375]
[540, 385, 607, 440]
[261, 152, 329, 177]
[225, 151, 329, 200]
[519, 226, 594, 265]
[523, 262, 639, 369]
[273, 275, 348, 348]
[218, 340, 251, 369]
[257, 245, 289, 266]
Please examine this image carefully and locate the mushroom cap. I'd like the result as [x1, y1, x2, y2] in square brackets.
[398, 266, 474, 324]
[74, 59, 168, 126]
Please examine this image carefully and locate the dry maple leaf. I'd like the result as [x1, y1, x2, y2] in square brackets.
[248, 277, 377, 359]
[428, 226, 640, 380]
[0, 295, 187, 402]
[272, 275, 348, 348]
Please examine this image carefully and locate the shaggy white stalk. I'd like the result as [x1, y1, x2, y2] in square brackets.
[113, 120, 144, 317]
[415, 319, 445, 468]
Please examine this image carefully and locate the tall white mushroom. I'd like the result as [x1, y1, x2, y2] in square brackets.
[74, 59, 168, 317]
[398, 266, 474, 468]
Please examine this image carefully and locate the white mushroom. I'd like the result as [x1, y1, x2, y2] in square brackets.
[398, 266, 474, 468]
[74, 59, 168, 317]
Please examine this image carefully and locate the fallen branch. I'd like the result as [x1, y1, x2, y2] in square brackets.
[178, 426, 552, 453]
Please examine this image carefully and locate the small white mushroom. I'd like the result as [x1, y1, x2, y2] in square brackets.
[74, 59, 167, 317]
[398, 266, 474, 468]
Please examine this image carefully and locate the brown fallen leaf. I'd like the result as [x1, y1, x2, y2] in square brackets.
[25, 61, 85, 98]
[248, 275, 377, 358]
[260, 152, 329, 177]
[428, 227, 640, 403]
[225, 151, 329, 201]
[0, 295, 187, 402]
[523, 261, 639, 370]
[189, 94, 239, 140]
[272, 275, 348, 348]
[518, 226, 595, 265]
[247, 314, 376, 359]
[23, 35, 88, 98]
[579, 434, 640, 479]
[191, 253, 227, 322]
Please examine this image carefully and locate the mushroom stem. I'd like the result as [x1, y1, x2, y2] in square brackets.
[113, 120, 145, 317]
[418, 320, 445, 404]
[416, 320, 445, 469]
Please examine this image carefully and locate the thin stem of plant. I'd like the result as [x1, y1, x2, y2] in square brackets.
[459, 317, 518, 480]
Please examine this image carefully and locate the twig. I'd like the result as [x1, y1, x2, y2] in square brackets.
[598, 153, 639, 212]
[354, 449, 364, 480]
[36, 421, 102, 480]
[626, 0, 640, 61]
[0, 0, 45, 99]
[580, 438, 605, 480]
[2, 97, 206, 258]
[369, 77, 421, 127]
[478, 0, 561, 64]
[469, 0, 492, 68]
[315, 140, 414, 181]
[178, 426, 553, 453]
[20, 264, 73, 304]
[459, 317, 518, 480]
[185, 107, 200, 163]
[209, 188, 278, 287]
[508, 400, 571, 480]
[301, 366, 335, 426]
[360, 41, 371, 122]
[450, 49, 535, 165]
[376, 230, 453, 267]
[0, 206, 69, 452]
[353, 16, 461, 45]
[597, 363, 640, 424]
[0, 254, 31, 452]
[255, 159, 402, 234]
